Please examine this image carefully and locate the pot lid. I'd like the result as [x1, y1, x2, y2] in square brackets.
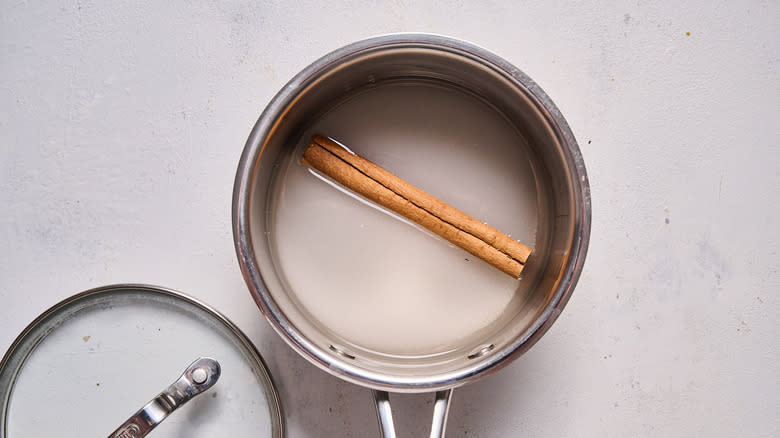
[0, 284, 283, 437]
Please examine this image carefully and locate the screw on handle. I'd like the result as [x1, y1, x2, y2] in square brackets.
[107, 357, 221, 438]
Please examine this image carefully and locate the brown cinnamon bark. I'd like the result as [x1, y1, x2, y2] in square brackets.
[302, 135, 532, 278]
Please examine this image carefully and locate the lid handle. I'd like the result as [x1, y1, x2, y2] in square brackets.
[107, 357, 221, 438]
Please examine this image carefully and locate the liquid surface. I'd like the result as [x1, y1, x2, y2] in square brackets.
[270, 82, 540, 355]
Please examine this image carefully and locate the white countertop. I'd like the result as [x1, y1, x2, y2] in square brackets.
[1, 2, 777, 437]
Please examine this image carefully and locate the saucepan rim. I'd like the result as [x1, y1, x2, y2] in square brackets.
[232, 33, 591, 392]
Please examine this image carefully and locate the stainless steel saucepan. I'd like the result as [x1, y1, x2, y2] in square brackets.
[233, 34, 591, 437]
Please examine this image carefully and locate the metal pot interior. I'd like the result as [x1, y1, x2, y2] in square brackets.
[235, 35, 589, 392]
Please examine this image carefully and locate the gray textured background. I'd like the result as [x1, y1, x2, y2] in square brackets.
[1, 1, 778, 436]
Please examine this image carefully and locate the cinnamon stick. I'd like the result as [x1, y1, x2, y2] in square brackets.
[301, 135, 532, 278]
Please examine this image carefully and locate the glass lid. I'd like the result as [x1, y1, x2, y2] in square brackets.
[0, 284, 283, 437]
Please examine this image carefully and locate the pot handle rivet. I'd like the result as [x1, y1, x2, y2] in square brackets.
[467, 343, 494, 360]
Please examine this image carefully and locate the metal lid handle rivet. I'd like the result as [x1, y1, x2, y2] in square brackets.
[107, 357, 221, 438]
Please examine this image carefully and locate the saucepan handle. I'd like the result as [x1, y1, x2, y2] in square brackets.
[372, 388, 454, 438]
